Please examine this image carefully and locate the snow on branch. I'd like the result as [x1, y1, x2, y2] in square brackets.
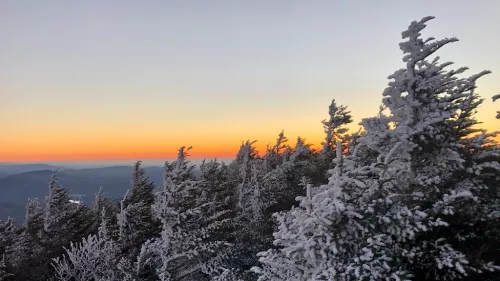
[494, 94, 500, 119]
[400, 16, 458, 78]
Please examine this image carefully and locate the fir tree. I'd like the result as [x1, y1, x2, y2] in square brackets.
[0, 218, 17, 263]
[321, 99, 353, 154]
[265, 131, 290, 170]
[254, 16, 500, 281]
[494, 94, 500, 119]
[0, 255, 12, 281]
[52, 208, 123, 281]
[0, 218, 16, 279]
[91, 186, 106, 214]
[90, 186, 120, 238]
[141, 147, 231, 280]
[116, 161, 160, 268]
[357, 16, 500, 279]
[233, 140, 260, 211]
[253, 141, 392, 280]
[317, 99, 354, 184]
[5, 199, 45, 280]
[41, 174, 95, 280]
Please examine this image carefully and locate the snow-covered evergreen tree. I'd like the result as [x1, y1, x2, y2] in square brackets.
[211, 268, 244, 281]
[40, 174, 95, 279]
[266, 131, 290, 170]
[89, 186, 119, 237]
[91, 186, 106, 213]
[253, 141, 395, 280]
[116, 161, 160, 267]
[0, 218, 17, 261]
[288, 137, 322, 186]
[44, 174, 94, 244]
[52, 207, 123, 281]
[0, 254, 12, 281]
[356, 16, 500, 279]
[0, 218, 17, 279]
[5, 198, 45, 280]
[316, 99, 355, 184]
[196, 159, 239, 278]
[8, 199, 43, 268]
[140, 147, 232, 280]
[494, 94, 500, 119]
[254, 16, 500, 281]
[321, 99, 353, 154]
[1, 15, 497, 281]
[232, 140, 260, 212]
[290, 137, 313, 164]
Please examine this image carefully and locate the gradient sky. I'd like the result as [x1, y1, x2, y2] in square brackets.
[1, 0, 499, 162]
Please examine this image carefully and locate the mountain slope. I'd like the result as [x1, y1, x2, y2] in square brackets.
[0, 166, 166, 222]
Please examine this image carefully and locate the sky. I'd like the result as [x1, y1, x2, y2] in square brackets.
[1, 0, 499, 163]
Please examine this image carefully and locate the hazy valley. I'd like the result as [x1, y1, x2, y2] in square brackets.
[0, 163, 170, 222]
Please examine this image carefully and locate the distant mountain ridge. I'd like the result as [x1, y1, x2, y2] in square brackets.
[0, 164, 172, 223]
[0, 163, 63, 176]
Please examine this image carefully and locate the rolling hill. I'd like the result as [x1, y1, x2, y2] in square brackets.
[0, 165, 166, 223]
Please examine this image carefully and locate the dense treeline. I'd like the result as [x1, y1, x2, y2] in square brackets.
[1, 16, 499, 281]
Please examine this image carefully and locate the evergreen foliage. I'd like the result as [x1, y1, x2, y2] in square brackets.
[0, 16, 498, 281]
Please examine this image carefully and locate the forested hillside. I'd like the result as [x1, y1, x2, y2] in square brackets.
[0, 166, 166, 222]
[1, 16, 499, 281]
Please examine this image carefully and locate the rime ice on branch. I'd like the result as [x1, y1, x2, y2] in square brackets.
[253, 16, 500, 281]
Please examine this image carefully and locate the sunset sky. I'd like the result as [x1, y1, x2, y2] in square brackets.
[1, 0, 499, 163]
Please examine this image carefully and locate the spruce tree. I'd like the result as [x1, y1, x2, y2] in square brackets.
[52, 208, 123, 281]
[317, 99, 354, 184]
[116, 161, 160, 268]
[321, 99, 353, 155]
[140, 147, 232, 280]
[0, 218, 16, 279]
[254, 16, 500, 281]
[357, 16, 500, 279]
[41, 174, 94, 280]
[0, 255, 12, 281]
[494, 94, 500, 119]
[6, 199, 45, 280]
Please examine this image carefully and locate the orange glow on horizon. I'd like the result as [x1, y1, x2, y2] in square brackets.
[0, 145, 244, 163]
[0, 141, 325, 163]
[2, 130, 498, 163]
[2, 117, 498, 163]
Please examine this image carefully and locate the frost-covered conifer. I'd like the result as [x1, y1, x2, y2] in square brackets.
[316, 100, 355, 184]
[265, 131, 290, 169]
[198, 159, 236, 226]
[356, 16, 500, 280]
[254, 16, 500, 281]
[116, 161, 159, 266]
[0, 254, 12, 281]
[141, 147, 231, 281]
[233, 140, 261, 213]
[289, 137, 324, 185]
[257, 132, 314, 215]
[253, 141, 402, 280]
[0, 218, 17, 261]
[40, 174, 95, 279]
[89, 186, 120, 236]
[52, 208, 123, 281]
[494, 94, 500, 119]
[211, 268, 244, 281]
[44, 174, 93, 243]
[91, 186, 106, 213]
[0, 218, 17, 279]
[197, 159, 239, 278]
[5, 199, 46, 280]
[290, 137, 313, 163]
[321, 99, 353, 154]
